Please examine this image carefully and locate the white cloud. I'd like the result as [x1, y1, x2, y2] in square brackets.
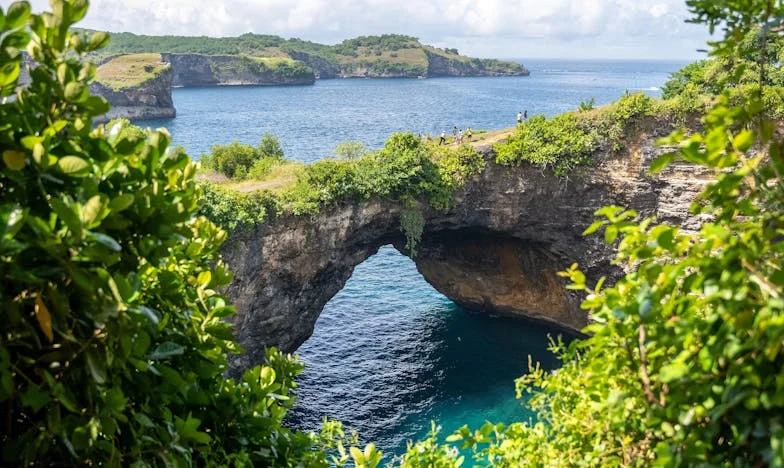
[17, 0, 709, 59]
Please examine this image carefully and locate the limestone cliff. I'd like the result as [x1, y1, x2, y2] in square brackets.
[163, 53, 316, 87]
[220, 131, 709, 372]
[286, 51, 340, 79]
[89, 63, 175, 122]
[424, 51, 530, 77]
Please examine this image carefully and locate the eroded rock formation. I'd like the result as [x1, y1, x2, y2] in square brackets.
[163, 53, 316, 87]
[89, 65, 175, 122]
[221, 132, 709, 372]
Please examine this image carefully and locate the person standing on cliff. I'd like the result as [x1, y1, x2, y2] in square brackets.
[439, 131, 446, 145]
[517, 112, 523, 125]
[524, 110, 528, 120]
[466, 127, 473, 142]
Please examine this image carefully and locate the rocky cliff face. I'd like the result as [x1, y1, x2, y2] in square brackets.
[220, 132, 709, 372]
[163, 53, 316, 86]
[164, 53, 217, 86]
[286, 51, 340, 79]
[89, 65, 175, 122]
[425, 51, 530, 77]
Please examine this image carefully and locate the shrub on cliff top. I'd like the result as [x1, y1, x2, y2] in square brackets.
[276, 133, 484, 217]
[0, 2, 365, 465]
[200, 133, 285, 180]
[495, 113, 597, 177]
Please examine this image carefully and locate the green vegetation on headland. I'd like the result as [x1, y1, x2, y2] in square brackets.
[90, 31, 528, 78]
[2, 1, 784, 467]
[196, 131, 485, 232]
[196, 81, 783, 232]
[94, 53, 168, 90]
[208, 55, 314, 81]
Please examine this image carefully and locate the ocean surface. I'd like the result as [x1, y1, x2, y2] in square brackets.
[146, 59, 687, 461]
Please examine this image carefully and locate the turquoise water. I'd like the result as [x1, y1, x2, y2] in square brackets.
[145, 59, 687, 461]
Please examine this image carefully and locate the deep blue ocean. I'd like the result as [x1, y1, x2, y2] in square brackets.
[146, 59, 687, 462]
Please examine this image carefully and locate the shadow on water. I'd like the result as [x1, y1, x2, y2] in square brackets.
[287, 246, 577, 458]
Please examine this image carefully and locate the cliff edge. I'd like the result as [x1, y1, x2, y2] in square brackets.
[90, 53, 175, 122]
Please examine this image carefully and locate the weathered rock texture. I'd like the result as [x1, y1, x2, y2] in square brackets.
[424, 51, 530, 77]
[163, 53, 316, 87]
[286, 51, 340, 79]
[89, 65, 175, 122]
[221, 130, 710, 372]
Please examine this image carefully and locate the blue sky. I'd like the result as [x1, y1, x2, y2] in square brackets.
[20, 0, 711, 60]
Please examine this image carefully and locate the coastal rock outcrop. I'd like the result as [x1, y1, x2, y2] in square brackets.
[221, 133, 709, 372]
[89, 64, 175, 122]
[286, 51, 340, 79]
[425, 51, 530, 77]
[163, 53, 316, 87]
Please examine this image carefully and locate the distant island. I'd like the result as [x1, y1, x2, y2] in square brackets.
[85, 33, 529, 121]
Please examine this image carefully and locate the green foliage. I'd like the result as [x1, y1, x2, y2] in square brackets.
[209, 55, 314, 81]
[272, 134, 484, 217]
[399, 209, 425, 257]
[578, 97, 596, 111]
[198, 184, 280, 232]
[92, 30, 524, 79]
[398, 423, 464, 467]
[106, 117, 145, 140]
[367, 59, 427, 76]
[200, 133, 285, 180]
[0, 2, 369, 465]
[333, 34, 420, 55]
[398, 2, 784, 466]
[333, 140, 369, 160]
[662, 30, 784, 99]
[494, 114, 597, 177]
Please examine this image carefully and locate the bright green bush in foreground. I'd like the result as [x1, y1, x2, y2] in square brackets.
[0, 2, 366, 466]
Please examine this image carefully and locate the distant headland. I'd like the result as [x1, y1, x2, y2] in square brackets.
[84, 33, 529, 121]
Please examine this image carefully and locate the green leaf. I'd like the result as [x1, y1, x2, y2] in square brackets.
[732, 129, 754, 153]
[649, 152, 675, 173]
[64, 82, 87, 103]
[85, 349, 107, 384]
[57, 156, 90, 176]
[87, 231, 121, 252]
[659, 361, 689, 383]
[3, 149, 26, 170]
[108, 194, 134, 212]
[21, 386, 51, 412]
[604, 225, 618, 244]
[657, 228, 674, 249]
[88, 31, 110, 51]
[80, 195, 103, 226]
[50, 198, 82, 236]
[35, 296, 54, 342]
[5, 1, 31, 29]
[84, 96, 110, 115]
[134, 412, 155, 428]
[149, 342, 184, 360]
[583, 220, 606, 236]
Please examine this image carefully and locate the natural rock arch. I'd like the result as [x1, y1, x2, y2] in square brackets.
[221, 139, 708, 372]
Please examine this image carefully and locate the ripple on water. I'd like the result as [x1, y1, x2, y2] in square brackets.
[288, 246, 574, 458]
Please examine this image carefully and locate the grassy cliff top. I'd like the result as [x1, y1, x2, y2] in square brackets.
[95, 53, 168, 90]
[89, 32, 524, 74]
